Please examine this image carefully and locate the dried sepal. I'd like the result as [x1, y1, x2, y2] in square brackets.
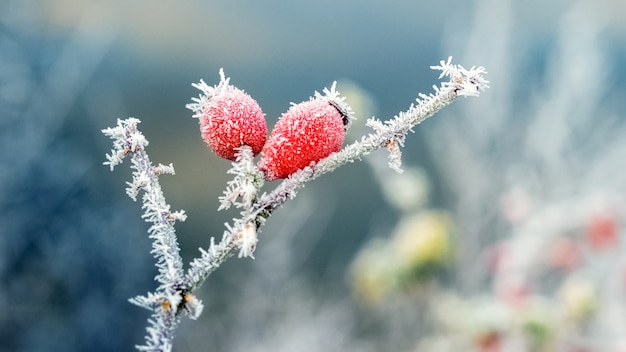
[183, 293, 204, 320]
[385, 140, 403, 173]
[233, 222, 258, 259]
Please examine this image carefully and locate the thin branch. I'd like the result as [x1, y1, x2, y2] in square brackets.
[102, 118, 187, 351]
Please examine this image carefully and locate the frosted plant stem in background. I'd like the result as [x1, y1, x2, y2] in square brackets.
[102, 57, 488, 352]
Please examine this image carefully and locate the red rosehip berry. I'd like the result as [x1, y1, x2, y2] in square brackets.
[258, 82, 353, 181]
[187, 69, 267, 161]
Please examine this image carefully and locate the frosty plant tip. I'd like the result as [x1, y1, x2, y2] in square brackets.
[102, 57, 488, 352]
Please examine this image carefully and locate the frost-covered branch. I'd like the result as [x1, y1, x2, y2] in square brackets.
[103, 118, 189, 352]
[103, 118, 187, 287]
[102, 57, 488, 351]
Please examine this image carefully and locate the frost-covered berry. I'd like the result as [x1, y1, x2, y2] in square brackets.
[187, 69, 267, 161]
[259, 82, 353, 181]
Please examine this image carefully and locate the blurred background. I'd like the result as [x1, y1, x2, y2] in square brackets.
[2, 0, 626, 351]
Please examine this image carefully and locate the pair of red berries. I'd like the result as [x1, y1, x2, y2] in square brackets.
[188, 70, 353, 181]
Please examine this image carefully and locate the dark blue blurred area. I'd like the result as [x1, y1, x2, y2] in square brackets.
[0, 4, 156, 350]
[1, 0, 626, 351]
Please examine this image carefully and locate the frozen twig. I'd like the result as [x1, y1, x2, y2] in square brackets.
[103, 118, 188, 351]
[102, 57, 488, 351]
